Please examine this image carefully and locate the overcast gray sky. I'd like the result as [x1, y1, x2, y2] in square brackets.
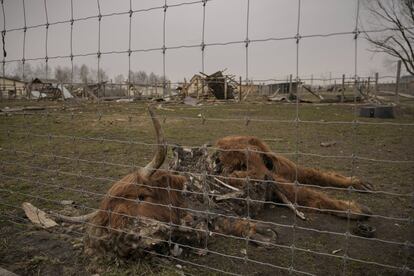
[1, 0, 404, 83]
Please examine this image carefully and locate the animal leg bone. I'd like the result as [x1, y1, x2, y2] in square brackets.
[273, 186, 306, 220]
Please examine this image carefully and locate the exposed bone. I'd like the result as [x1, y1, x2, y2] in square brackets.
[213, 177, 240, 192]
[273, 188, 306, 220]
[215, 190, 244, 201]
[22, 202, 58, 228]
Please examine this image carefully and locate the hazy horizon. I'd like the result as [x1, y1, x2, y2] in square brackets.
[1, 0, 408, 85]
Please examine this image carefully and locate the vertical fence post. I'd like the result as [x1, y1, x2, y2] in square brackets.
[168, 80, 171, 98]
[289, 74, 293, 97]
[184, 78, 187, 97]
[201, 77, 205, 99]
[395, 60, 401, 103]
[341, 74, 345, 102]
[196, 78, 199, 99]
[239, 76, 242, 102]
[224, 76, 228, 100]
[375, 72, 378, 97]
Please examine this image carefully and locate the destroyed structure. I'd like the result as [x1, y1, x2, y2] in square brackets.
[179, 70, 240, 100]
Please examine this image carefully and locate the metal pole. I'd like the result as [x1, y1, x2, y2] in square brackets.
[341, 74, 345, 102]
[375, 72, 378, 97]
[395, 60, 401, 103]
[289, 74, 293, 97]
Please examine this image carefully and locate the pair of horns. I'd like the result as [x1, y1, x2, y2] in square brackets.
[48, 106, 166, 223]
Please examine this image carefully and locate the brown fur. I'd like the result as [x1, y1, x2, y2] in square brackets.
[91, 171, 187, 232]
[215, 136, 372, 218]
[86, 135, 371, 256]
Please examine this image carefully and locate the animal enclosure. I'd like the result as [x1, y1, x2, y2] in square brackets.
[0, 1, 413, 276]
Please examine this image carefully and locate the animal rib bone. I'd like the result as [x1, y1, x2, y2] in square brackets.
[213, 177, 240, 192]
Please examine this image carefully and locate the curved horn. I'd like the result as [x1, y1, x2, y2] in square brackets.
[139, 106, 167, 177]
[50, 210, 99, 223]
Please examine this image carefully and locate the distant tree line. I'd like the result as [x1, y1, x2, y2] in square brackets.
[7, 62, 168, 84]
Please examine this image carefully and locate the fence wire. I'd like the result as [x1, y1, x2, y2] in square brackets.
[0, 0, 413, 275]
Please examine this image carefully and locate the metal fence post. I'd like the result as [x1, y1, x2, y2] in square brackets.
[395, 60, 401, 103]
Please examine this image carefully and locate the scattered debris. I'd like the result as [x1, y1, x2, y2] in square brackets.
[60, 200, 75, 206]
[156, 104, 175, 111]
[171, 244, 183, 257]
[0, 267, 19, 276]
[303, 85, 324, 100]
[22, 202, 58, 229]
[332, 249, 342, 254]
[28, 78, 74, 100]
[320, 141, 337, 147]
[115, 98, 134, 103]
[359, 105, 395, 119]
[352, 222, 376, 238]
[183, 96, 198, 106]
[267, 95, 290, 102]
[0, 106, 45, 113]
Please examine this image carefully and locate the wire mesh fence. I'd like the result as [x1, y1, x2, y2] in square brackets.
[0, 0, 413, 275]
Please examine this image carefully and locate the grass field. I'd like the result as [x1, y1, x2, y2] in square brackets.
[0, 99, 413, 275]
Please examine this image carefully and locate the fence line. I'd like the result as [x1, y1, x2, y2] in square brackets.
[1, 0, 413, 275]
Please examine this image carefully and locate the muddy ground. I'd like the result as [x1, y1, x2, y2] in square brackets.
[0, 100, 413, 275]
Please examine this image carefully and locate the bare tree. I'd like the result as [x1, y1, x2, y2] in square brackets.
[148, 72, 159, 84]
[79, 64, 89, 84]
[362, 0, 414, 75]
[33, 63, 50, 79]
[129, 70, 148, 84]
[114, 74, 125, 84]
[72, 65, 80, 83]
[90, 68, 108, 83]
[54, 66, 71, 83]
[11, 62, 34, 81]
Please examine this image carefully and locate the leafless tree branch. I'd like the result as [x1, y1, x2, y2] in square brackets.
[362, 0, 414, 75]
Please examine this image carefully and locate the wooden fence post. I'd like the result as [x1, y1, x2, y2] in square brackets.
[239, 76, 242, 102]
[196, 78, 199, 99]
[184, 78, 187, 96]
[224, 77, 228, 100]
[367, 77, 371, 94]
[375, 72, 379, 97]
